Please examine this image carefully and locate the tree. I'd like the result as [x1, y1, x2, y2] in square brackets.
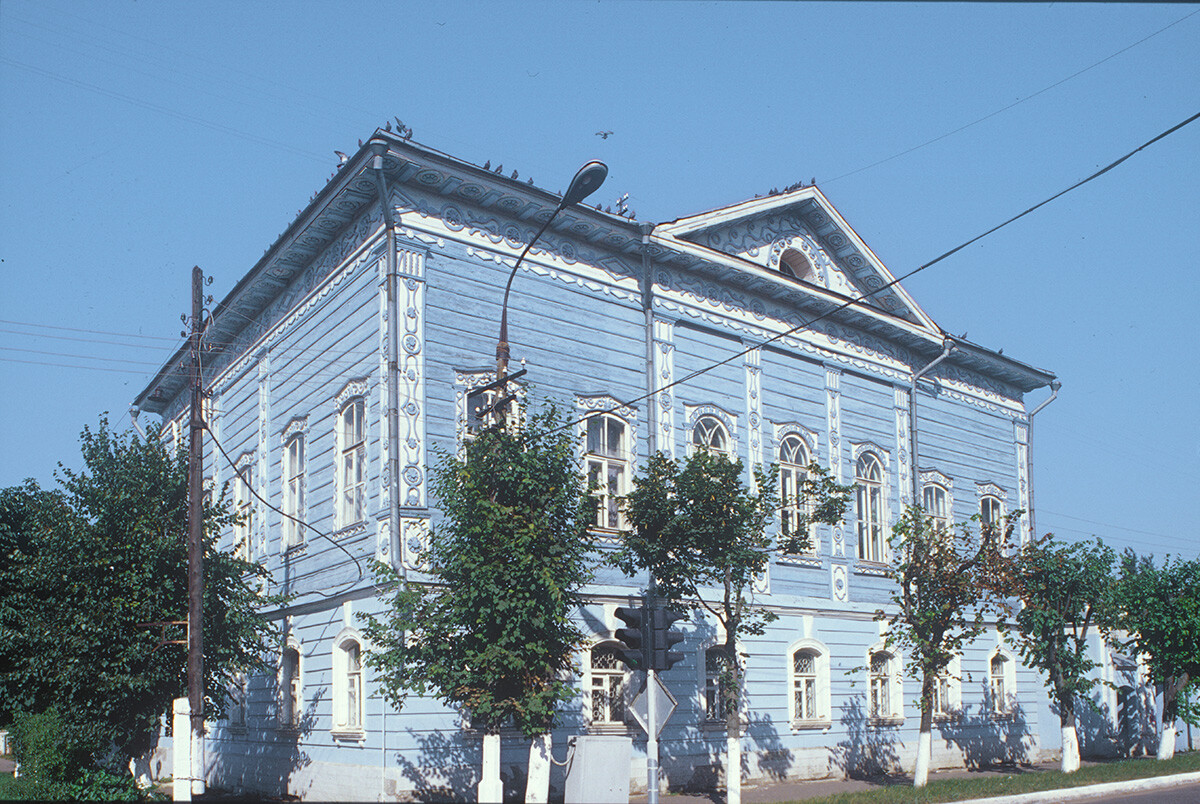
[1116, 551, 1200, 760]
[361, 404, 595, 804]
[1005, 536, 1117, 772]
[877, 507, 1016, 787]
[0, 417, 274, 779]
[614, 450, 851, 804]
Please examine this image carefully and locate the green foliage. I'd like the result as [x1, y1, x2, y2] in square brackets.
[1116, 551, 1200, 727]
[57, 769, 149, 801]
[0, 417, 275, 775]
[1005, 536, 1118, 724]
[615, 451, 850, 729]
[10, 708, 78, 789]
[361, 404, 595, 739]
[879, 507, 1017, 723]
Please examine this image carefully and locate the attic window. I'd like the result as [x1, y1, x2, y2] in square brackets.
[779, 248, 814, 281]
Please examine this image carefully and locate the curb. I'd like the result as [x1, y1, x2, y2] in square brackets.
[948, 770, 1200, 804]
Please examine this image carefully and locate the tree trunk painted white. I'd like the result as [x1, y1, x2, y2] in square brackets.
[1061, 725, 1080, 773]
[1158, 724, 1177, 760]
[479, 732, 503, 803]
[913, 730, 932, 787]
[726, 734, 741, 804]
[190, 723, 205, 795]
[525, 733, 551, 803]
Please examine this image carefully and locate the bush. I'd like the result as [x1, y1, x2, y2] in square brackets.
[59, 769, 147, 801]
[10, 708, 76, 786]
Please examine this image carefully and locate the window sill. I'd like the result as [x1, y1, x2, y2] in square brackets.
[282, 542, 308, 558]
[778, 554, 822, 569]
[335, 522, 368, 539]
[331, 728, 366, 741]
[791, 719, 831, 731]
[854, 562, 891, 577]
[588, 722, 636, 735]
[869, 716, 904, 728]
[588, 527, 626, 546]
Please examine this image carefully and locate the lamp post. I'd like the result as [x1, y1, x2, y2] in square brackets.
[495, 160, 608, 388]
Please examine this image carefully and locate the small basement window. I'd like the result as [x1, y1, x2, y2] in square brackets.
[779, 248, 814, 281]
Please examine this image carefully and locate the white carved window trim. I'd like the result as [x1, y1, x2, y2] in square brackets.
[787, 638, 832, 729]
[332, 628, 367, 739]
[702, 645, 733, 724]
[226, 671, 248, 732]
[278, 639, 303, 729]
[685, 404, 738, 459]
[585, 640, 631, 731]
[768, 234, 827, 288]
[852, 445, 890, 564]
[932, 654, 962, 720]
[578, 399, 636, 536]
[775, 423, 820, 554]
[335, 391, 368, 533]
[988, 647, 1017, 717]
[867, 642, 903, 724]
[281, 418, 308, 552]
[919, 469, 954, 537]
[232, 452, 254, 562]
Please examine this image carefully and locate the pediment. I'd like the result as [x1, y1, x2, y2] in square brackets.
[656, 188, 938, 331]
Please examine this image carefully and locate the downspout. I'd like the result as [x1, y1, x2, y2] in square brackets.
[129, 405, 146, 439]
[909, 338, 954, 508]
[371, 142, 407, 582]
[640, 222, 656, 455]
[1026, 379, 1061, 543]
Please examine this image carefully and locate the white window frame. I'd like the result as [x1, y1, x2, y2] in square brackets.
[931, 654, 961, 720]
[336, 397, 367, 531]
[332, 630, 366, 738]
[867, 643, 903, 724]
[988, 648, 1016, 716]
[278, 643, 303, 729]
[586, 642, 630, 729]
[787, 638, 831, 728]
[778, 433, 815, 552]
[922, 483, 951, 536]
[281, 420, 307, 551]
[856, 452, 886, 563]
[703, 646, 733, 724]
[691, 413, 732, 457]
[233, 454, 254, 561]
[227, 672, 248, 731]
[584, 412, 632, 533]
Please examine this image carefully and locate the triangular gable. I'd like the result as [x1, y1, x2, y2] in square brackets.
[656, 187, 939, 332]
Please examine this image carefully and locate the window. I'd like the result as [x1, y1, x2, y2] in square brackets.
[337, 399, 366, 529]
[779, 435, 812, 549]
[282, 433, 305, 549]
[980, 494, 1004, 545]
[922, 483, 950, 536]
[585, 414, 629, 531]
[233, 460, 253, 561]
[932, 671, 952, 719]
[333, 636, 365, 734]
[279, 647, 302, 728]
[779, 248, 814, 281]
[990, 652, 1013, 715]
[589, 645, 627, 726]
[227, 672, 247, 730]
[704, 647, 732, 723]
[868, 648, 902, 722]
[792, 650, 819, 721]
[856, 453, 885, 562]
[691, 414, 730, 457]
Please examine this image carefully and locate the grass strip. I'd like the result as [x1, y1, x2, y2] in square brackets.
[788, 752, 1200, 804]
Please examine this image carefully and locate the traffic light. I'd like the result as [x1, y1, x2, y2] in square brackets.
[652, 608, 687, 671]
[465, 369, 527, 431]
[613, 605, 649, 671]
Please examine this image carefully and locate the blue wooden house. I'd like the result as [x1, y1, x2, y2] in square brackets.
[134, 128, 1116, 800]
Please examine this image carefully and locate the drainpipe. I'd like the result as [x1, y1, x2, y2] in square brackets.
[371, 141, 406, 582]
[1026, 379, 1061, 543]
[640, 223, 656, 455]
[129, 405, 146, 439]
[909, 339, 954, 508]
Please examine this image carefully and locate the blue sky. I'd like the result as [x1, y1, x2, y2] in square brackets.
[1, 2, 1196, 559]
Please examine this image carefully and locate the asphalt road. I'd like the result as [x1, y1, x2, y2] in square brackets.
[1080, 782, 1200, 803]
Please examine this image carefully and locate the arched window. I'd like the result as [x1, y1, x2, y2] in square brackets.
[233, 458, 253, 561]
[589, 645, 627, 726]
[704, 647, 732, 722]
[779, 248, 814, 281]
[792, 650, 818, 720]
[856, 453, 885, 562]
[922, 482, 950, 536]
[868, 648, 902, 722]
[279, 646, 302, 728]
[931, 654, 960, 719]
[787, 640, 831, 726]
[333, 636, 364, 733]
[337, 398, 366, 529]
[778, 435, 812, 549]
[691, 414, 731, 457]
[989, 651, 1015, 715]
[282, 433, 306, 549]
[227, 672, 247, 730]
[586, 414, 630, 531]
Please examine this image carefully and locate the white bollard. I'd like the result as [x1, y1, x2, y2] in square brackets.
[172, 698, 190, 802]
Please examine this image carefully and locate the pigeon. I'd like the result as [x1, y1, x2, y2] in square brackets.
[605, 205, 612, 213]
[358, 138, 363, 147]
[527, 177, 534, 184]
[511, 169, 518, 179]
[334, 150, 348, 165]
[495, 164, 503, 173]
[596, 130, 613, 139]
[811, 177, 816, 185]
[394, 117, 405, 131]
[402, 129, 412, 140]
[384, 121, 392, 132]
[483, 160, 491, 170]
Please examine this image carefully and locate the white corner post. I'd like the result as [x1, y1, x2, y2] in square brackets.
[479, 732, 502, 803]
[172, 697, 191, 802]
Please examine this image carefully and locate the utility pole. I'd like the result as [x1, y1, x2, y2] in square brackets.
[186, 265, 205, 797]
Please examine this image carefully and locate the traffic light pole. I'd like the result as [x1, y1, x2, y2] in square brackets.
[647, 662, 659, 804]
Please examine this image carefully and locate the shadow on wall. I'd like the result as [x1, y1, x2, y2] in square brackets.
[393, 726, 484, 803]
[205, 694, 315, 798]
[936, 694, 1033, 769]
[831, 696, 903, 780]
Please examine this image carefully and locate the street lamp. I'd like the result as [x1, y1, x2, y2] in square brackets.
[495, 160, 608, 383]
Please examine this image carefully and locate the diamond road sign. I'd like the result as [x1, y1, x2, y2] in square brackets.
[629, 673, 677, 738]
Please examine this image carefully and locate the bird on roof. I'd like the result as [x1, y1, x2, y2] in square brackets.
[483, 160, 490, 170]
[811, 177, 816, 185]
[495, 164, 503, 173]
[384, 121, 392, 131]
[511, 169, 518, 179]
[334, 150, 348, 166]
[527, 177, 534, 184]
[394, 117, 405, 131]
[596, 130, 613, 139]
[402, 128, 412, 139]
[358, 138, 363, 147]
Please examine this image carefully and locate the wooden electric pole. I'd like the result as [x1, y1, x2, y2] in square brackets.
[187, 265, 205, 793]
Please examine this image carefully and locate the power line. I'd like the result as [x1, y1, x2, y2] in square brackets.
[823, 9, 1200, 186]
[0, 317, 182, 341]
[0, 345, 164, 366]
[0, 327, 188, 351]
